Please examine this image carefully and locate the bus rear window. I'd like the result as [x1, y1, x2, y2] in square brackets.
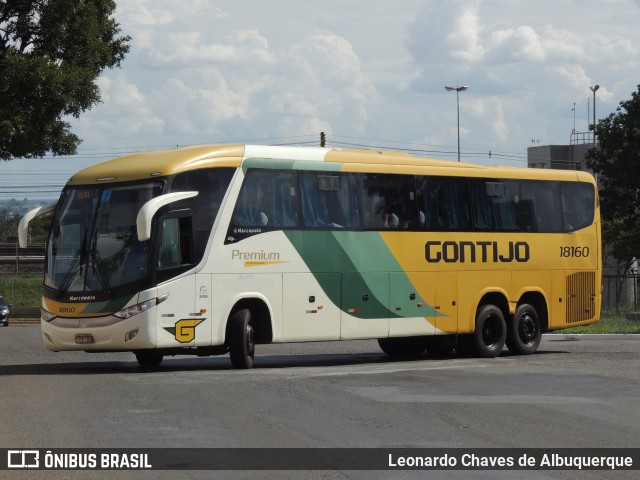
[561, 182, 595, 231]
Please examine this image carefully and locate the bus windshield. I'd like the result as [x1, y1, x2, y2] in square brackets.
[45, 181, 163, 295]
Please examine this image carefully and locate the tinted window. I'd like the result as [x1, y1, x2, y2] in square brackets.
[170, 168, 234, 262]
[360, 174, 418, 229]
[158, 216, 192, 271]
[521, 181, 563, 232]
[300, 172, 360, 228]
[233, 170, 299, 228]
[561, 182, 595, 231]
[470, 179, 520, 231]
[417, 176, 471, 231]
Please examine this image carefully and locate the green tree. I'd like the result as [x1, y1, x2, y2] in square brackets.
[0, 208, 19, 242]
[586, 84, 640, 276]
[0, 0, 130, 160]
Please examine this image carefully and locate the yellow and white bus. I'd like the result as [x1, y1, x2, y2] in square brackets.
[19, 144, 601, 368]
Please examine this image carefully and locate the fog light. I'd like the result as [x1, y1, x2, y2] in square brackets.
[125, 329, 139, 343]
[43, 332, 53, 344]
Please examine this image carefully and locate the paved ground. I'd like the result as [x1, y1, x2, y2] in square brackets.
[0, 325, 639, 480]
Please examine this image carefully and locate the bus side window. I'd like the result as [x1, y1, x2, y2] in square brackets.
[169, 168, 234, 264]
[361, 174, 417, 230]
[521, 181, 563, 232]
[560, 182, 595, 231]
[300, 173, 359, 228]
[233, 170, 299, 228]
[418, 176, 471, 231]
[470, 179, 519, 231]
[158, 216, 192, 271]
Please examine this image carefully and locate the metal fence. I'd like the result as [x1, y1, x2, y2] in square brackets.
[602, 274, 640, 313]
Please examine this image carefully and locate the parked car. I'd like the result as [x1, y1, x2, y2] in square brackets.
[0, 297, 9, 326]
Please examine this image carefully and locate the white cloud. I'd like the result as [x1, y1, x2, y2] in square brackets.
[65, 0, 640, 163]
[488, 26, 547, 62]
[408, 0, 485, 65]
[449, 1, 486, 62]
[75, 11, 378, 148]
[117, 0, 224, 27]
[402, 0, 640, 155]
[139, 30, 274, 69]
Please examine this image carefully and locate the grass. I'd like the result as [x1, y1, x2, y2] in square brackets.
[554, 308, 640, 334]
[0, 275, 43, 307]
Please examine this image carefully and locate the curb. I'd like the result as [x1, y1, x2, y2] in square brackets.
[5, 319, 40, 325]
[544, 333, 640, 340]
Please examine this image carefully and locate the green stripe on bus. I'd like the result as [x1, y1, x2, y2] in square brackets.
[334, 232, 441, 318]
[285, 231, 390, 318]
[80, 294, 135, 315]
[284, 231, 441, 319]
[242, 158, 342, 173]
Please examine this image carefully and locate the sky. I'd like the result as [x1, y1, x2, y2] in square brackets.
[2, 0, 640, 200]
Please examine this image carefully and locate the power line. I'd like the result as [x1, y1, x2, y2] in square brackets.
[0, 134, 534, 200]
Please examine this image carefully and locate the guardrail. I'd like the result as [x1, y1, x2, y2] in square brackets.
[11, 306, 40, 319]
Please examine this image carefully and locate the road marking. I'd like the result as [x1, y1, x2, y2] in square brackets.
[345, 386, 599, 404]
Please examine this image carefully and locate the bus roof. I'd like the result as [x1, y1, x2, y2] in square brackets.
[67, 144, 596, 185]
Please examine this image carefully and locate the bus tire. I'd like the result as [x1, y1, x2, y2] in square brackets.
[378, 337, 426, 357]
[228, 308, 255, 369]
[135, 351, 163, 368]
[472, 304, 506, 358]
[506, 303, 541, 355]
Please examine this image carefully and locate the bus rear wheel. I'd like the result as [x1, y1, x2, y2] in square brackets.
[506, 303, 541, 355]
[471, 304, 506, 358]
[135, 351, 164, 368]
[228, 308, 255, 369]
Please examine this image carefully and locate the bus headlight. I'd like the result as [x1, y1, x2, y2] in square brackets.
[41, 308, 57, 322]
[114, 298, 157, 320]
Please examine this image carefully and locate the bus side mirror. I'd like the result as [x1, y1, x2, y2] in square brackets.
[136, 191, 198, 241]
[18, 204, 57, 248]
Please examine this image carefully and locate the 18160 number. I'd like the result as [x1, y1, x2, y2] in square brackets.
[560, 246, 590, 258]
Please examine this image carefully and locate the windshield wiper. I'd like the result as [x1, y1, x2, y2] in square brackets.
[89, 232, 113, 296]
[57, 231, 87, 295]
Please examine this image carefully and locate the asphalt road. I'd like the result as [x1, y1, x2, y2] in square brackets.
[1, 325, 639, 480]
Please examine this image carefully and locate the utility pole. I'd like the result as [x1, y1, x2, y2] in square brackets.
[320, 132, 326, 147]
[590, 85, 600, 147]
[444, 85, 469, 162]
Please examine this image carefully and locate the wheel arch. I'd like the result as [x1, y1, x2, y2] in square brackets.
[225, 296, 273, 345]
[477, 290, 510, 323]
[516, 290, 549, 332]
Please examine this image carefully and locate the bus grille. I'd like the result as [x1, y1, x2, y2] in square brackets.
[566, 272, 596, 323]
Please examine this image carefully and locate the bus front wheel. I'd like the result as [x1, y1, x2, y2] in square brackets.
[228, 308, 255, 369]
[471, 304, 506, 358]
[506, 303, 541, 355]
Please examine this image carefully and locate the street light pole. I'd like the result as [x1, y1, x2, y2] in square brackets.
[445, 85, 469, 162]
[590, 84, 600, 147]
